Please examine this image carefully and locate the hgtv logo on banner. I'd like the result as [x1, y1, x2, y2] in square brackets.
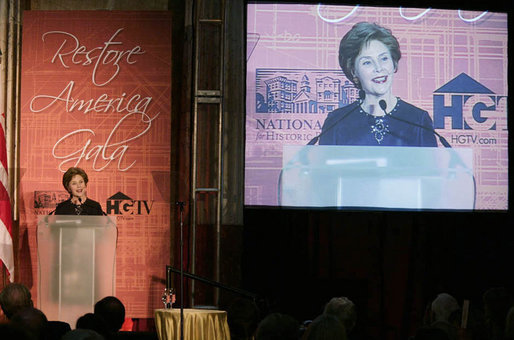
[106, 192, 153, 215]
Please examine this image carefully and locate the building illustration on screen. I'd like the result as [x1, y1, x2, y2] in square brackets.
[256, 69, 359, 114]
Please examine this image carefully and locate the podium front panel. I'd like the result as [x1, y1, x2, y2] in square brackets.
[37, 215, 117, 327]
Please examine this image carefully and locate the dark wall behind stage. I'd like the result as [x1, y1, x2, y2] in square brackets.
[241, 208, 514, 339]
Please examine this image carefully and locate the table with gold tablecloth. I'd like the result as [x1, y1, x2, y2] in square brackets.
[154, 308, 231, 340]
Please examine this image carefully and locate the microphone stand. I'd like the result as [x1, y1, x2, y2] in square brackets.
[176, 201, 185, 340]
[166, 265, 258, 300]
[378, 99, 451, 148]
[166, 211, 261, 339]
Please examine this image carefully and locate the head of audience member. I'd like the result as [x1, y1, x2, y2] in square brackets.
[94, 296, 125, 333]
[10, 307, 48, 340]
[227, 297, 261, 340]
[301, 314, 347, 340]
[483, 287, 512, 340]
[413, 327, 451, 340]
[0, 283, 34, 319]
[62, 329, 105, 340]
[255, 312, 299, 340]
[76, 312, 110, 338]
[323, 296, 357, 334]
[430, 293, 461, 325]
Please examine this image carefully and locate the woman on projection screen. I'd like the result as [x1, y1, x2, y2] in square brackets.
[319, 22, 437, 146]
[54, 167, 105, 215]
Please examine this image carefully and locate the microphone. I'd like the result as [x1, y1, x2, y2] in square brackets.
[176, 201, 186, 212]
[78, 197, 107, 216]
[307, 90, 366, 145]
[75, 197, 84, 215]
[378, 99, 451, 148]
[379, 101, 475, 208]
[378, 99, 387, 112]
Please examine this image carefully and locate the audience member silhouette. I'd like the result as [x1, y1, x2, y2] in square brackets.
[430, 293, 461, 325]
[94, 296, 126, 335]
[62, 329, 105, 340]
[10, 307, 48, 340]
[0, 321, 32, 340]
[506, 306, 514, 340]
[0, 283, 34, 319]
[483, 287, 512, 340]
[301, 314, 347, 340]
[226, 297, 261, 340]
[5, 283, 512, 340]
[255, 312, 300, 340]
[323, 296, 356, 338]
[423, 293, 461, 340]
[76, 312, 110, 339]
[461, 300, 488, 340]
[47, 320, 72, 340]
[431, 321, 457, 340]
[0, 282, 71, 339]
[413, 327, 451, 340]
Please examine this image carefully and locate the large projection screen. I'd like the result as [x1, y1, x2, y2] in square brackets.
[245, 3, 508, 210]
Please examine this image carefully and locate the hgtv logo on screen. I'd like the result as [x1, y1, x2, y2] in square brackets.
[433, 73, 507, 131]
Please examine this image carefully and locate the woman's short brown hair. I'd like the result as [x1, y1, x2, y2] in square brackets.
[62, 167, 88, 193]
[339, 22, 401, 88]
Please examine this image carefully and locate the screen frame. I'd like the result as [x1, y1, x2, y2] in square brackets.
[243, 0, 512, 212]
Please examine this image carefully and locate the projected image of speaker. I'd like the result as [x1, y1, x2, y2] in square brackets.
[245, 3, 508, 211]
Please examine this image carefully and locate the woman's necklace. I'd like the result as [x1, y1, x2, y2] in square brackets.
[359, 98, 400, 144]
[74, 202, 83, 215]
[370, 116, 389, 144]
[72, 197, 85, 215]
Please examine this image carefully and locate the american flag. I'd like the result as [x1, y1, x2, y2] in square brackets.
[0, 111, 14, 282]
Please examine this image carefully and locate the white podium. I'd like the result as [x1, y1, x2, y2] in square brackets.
[280, 145, 474, 210]
[37, 215, 117, 327]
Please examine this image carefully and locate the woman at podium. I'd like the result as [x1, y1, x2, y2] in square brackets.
[55, 167, 104, 215]
[319, 22, 437, 147]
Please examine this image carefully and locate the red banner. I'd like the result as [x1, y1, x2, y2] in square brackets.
[20, 11, 171, 318]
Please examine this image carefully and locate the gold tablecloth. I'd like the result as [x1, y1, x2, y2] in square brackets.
[154, 308, 231, 340]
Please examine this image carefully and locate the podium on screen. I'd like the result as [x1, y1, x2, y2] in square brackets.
[279, 145, 474, 210]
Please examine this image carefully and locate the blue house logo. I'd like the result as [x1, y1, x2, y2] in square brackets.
[433, 73, 506, 130]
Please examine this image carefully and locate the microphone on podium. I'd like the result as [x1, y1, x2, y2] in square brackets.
[78, 196, 107, 216]
[378, 100, 451, 148]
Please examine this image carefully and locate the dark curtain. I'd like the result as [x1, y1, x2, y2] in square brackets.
[242, 208, 514, 339]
